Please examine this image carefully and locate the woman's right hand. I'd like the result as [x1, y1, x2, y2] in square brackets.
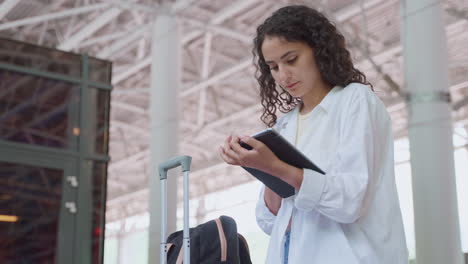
[218, 134, 282, 173]
[219, 135, 244, 166]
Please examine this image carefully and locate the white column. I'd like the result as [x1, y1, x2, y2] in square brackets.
[147, 11, 180, 264]
[401, 1, 463, 263]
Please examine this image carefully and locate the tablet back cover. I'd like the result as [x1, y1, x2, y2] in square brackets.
[241, 128, 325, 198]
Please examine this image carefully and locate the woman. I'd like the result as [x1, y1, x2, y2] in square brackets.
[219, 5, 408, 264]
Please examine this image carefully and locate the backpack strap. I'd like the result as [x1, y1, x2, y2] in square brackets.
[166, 243, 174, 253]
[176, 247, 183, 264]
[215, 218, 227, 261]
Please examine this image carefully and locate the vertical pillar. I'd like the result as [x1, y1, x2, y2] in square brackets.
[401, 1, 463, 263]
[147, 10, 180, 264]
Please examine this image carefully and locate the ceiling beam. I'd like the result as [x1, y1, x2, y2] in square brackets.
[180, 0, 256, 44]
[110, 27, 207, 85]
[58, 7, 122, 51]
[204, 104, 261, 130]
[109, 0, 255, 84]
[334, 0, 386, 21]
[108, 149, 149, 172]
[96, 24, 152, 58]
[112, 38, 252, 87]
[112, 57, 152, 85]
[181, 142, 212, 158]
[182, 29, 204, 44]
[181, 58, 251, 97]
[80, 31, 128, 47]
[452, 80, 468, 92]
[111, 120, 148, 135]
[0, 0, 21, 20]
[172, 0, 198, 13]
[197, 32, 212, 127]
[183, 18, 251, 44]
[0, 3, 110, 31]
[210, 0, 257, 24]
[112, 87, 149, 95]
[111, 0, 157, 13]
[453, 96, 468, 111]
[112, 101, 147, 114]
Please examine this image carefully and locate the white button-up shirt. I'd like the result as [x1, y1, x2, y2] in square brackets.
[256, 83, 408, 263]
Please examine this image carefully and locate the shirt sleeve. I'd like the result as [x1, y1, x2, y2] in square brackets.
[255, 185, 277, 235]
[254, 116, 289, 235]
[294, 94, 381, 223]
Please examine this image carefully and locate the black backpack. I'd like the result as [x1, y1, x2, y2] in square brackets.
[166, 215, 252, 264]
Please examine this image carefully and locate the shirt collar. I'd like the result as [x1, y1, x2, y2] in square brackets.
[315, 85, 342, 114]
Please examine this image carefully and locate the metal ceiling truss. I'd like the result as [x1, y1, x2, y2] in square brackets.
[1, 0, 467, 225]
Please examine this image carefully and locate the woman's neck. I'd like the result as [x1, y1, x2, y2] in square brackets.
[300, 83, 332, 114]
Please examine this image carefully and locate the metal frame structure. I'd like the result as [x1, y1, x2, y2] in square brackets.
[0, 0, 467, 236]
[0, 50, 111, 263]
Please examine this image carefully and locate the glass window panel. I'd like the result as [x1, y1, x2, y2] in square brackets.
[91, 161, 108, 264]
[0, 161, 64, 264]
[90, 88, 111, 155]
[0, 38, 81, 77]
[89, 58, 112, 84]
[0, 70, 80, 149]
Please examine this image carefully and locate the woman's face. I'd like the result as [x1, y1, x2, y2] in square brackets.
[261, 36, 326, 99]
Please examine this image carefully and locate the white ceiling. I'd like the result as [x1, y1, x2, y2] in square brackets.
[1, 0, 467, 224]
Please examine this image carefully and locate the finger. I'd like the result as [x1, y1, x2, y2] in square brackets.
[229, 135, 241, 149]
[218, 147, 226, 160]
[230, 134, 240, 144]
[231, 138, 249, 154]
[223, 135, 231, 147]
[219, 147, 238, 165]
[219, 147, 231, 161]
[219, 144, 228, 155]
[224, 143, 240, 160]
[220, 143, 230, 156]
[239, 135, 264, 149]
[223, 137, 233, 152]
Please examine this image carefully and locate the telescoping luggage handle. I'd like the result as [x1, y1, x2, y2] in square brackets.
[159, 155, 192, 264]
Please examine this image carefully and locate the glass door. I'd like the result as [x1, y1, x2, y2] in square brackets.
[0, 148, 77, 264]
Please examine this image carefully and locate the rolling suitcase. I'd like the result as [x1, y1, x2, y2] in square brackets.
[158, 155, 252, 264]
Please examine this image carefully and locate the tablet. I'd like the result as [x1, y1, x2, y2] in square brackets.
[240, 128, 325, 198]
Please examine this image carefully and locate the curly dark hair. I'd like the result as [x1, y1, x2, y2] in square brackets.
[252, 5, 372, 127]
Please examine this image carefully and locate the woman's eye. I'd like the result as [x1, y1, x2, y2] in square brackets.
[269, 65, 278, 71]
[287, 57, 297, 64]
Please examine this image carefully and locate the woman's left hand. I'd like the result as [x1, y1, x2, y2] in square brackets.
[219, 134, 281, 174]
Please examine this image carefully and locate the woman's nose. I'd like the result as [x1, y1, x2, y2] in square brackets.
[279, 67, 291, 84]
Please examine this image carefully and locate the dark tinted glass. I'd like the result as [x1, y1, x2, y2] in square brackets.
[91, 161, 108, 264]
[0, 38, 81, 77]
[0, 161, 64, 264]
[89, 88, 111, 155]
[89, 58, 112, 84]
[0, 70, 80, 149]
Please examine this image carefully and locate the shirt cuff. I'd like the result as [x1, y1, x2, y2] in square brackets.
[256, 186, 277, 235]
[256, 186, 277, 218]
[294, 168, 326, 212]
